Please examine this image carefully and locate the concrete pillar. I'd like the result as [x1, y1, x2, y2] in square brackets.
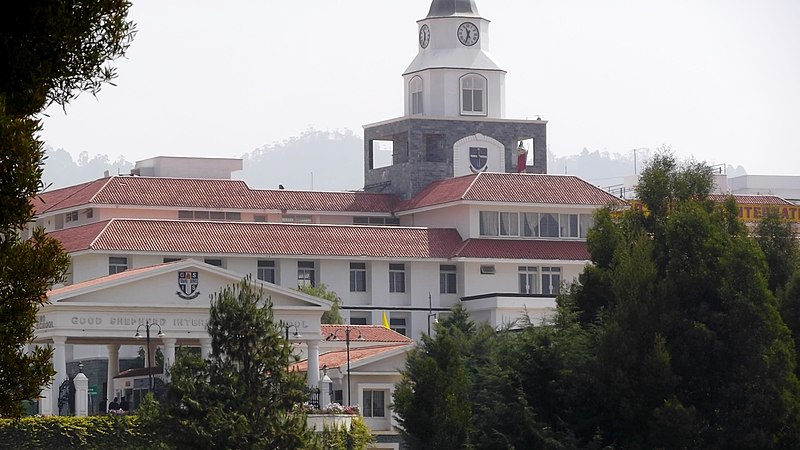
[162, 338, 177, 381]
[73, 372, 88, 417]
[199, 337, 212, 359]
[52, 336, 67, 415]
[106, 344, 120, 404]
[307, 340, 320, 388]
[39, 383, 53, 416]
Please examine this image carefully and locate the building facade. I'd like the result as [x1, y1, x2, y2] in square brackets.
[32, 1, 630, 435]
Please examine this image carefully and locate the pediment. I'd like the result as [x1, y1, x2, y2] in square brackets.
[48, 259, 330, 310]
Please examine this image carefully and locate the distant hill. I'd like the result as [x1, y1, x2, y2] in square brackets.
[238, 128, 364, 191]
[41, 132, 747, 193]
[42, 148, 134, 191]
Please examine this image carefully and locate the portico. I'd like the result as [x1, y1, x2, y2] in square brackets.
[33, 259, 331, 415]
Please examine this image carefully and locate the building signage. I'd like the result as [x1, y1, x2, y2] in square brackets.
[629, 201, 800, 223]
[36, 315, 54, 330]
[737, 204, 800, 222]
[176, 271, 200, 300]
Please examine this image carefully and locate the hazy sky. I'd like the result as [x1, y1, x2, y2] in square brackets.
[39, 0, 800, 175]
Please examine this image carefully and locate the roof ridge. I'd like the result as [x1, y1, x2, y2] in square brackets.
[463, 173, 482, 200]
[41, 178, 104, 212]
[89, 176, 119, 204]
[89, 219, 116, 250]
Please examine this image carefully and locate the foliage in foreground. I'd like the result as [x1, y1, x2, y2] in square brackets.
[0, 415, 164, 450]
[0, 412, 373, 450]
[394, 153, 800, 449]
[0, 0, 135, 418]
[142, 278, 313, 449]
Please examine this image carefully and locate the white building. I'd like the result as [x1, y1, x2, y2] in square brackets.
[30, 2, 626, 444]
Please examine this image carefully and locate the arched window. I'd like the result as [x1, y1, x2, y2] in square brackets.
[410, 76, 423, 115]
[460, 73, 487, 115]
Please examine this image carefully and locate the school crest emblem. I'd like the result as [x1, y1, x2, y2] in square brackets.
[177, 271, 200, 300]
[469, 147, 488, 173]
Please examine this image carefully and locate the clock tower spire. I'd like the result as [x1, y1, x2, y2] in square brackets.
[404, 0, 504, 118]
[363, 0, 547, 200]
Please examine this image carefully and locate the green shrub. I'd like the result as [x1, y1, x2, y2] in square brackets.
[0, 415, 166, 450]
[314, 417, 375, 450]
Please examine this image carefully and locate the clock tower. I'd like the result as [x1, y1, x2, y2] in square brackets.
[364, 0, 547, 199]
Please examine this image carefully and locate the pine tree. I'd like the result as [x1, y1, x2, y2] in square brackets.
[393, 305, 473, 450]
[153, 279, 313, 449]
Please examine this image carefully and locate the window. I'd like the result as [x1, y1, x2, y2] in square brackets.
[500, 212, 519, 236]
[363, 390, 386, 417]
[522, 212, 538, 237]
[258, 260, 276, 283]
[541, 267, 562, 295]
[333, 390, 343, 405]
[65, 211, 78, 223]
[283, 215, 312, 223]
[460, 74, 487, 115]
[479, 211, 499, 236]
[560, 214, 579, 238]
[194, 211, 210, 220]
[178, 210, 193, 219]
[579, 214, 594, 238]
[226, 212, 241, 221]
[163, 257, 181, 263]
[389, 263, 406, 293]
[440, 265, 457, 294]
[353, 217, 400, 226]
[85, 208, 93, 219]
[410, 76, 423, 115]
[390, 317, 407, 336]
[539, 213, 559, 237]
[204, 258, 223, 267]
[350, 314, 369, 325]
[297, 261, 315, 287]
[519, 266, 539, 294]
[254, 215, 267, 222]
[209, 211, 225, 221]
[350, 262, 367, 292]
[425, 134, 445, 162]
[108, 256, 128, 275]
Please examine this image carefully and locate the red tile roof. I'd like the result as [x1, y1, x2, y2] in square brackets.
[34, 178, 111, 214]
[399, 173, 626, 211]
[453, 239, 590, 260]
[320, 325, 413, 343]
[48, 219, 464, 258]
[709, 194, 793, 205]
[293, 344, 412, 372]
[34, 176, 397, 215]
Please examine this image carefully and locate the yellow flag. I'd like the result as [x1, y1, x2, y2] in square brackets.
[382, 311, 390, 329]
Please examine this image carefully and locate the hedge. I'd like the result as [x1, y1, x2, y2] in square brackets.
[0, 415, 375, 449]
[0, 416, 165, 450]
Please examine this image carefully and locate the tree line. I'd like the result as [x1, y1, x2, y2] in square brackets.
[394, 154, 800, 449]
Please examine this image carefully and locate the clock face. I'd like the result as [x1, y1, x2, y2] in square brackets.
[419, 24, 430, 49]
[457, 22, 479, 46]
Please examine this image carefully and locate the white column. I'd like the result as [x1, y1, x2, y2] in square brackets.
[162, 338, 177, 381]
[106, 344, 120, 404]
[52, 336, 67, 415]
[73, 372, 88, 417]
[306, 340, 320, 388]
[199, 337, 212, 359]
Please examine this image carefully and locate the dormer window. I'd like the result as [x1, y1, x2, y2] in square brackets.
[460, 73, 487, 115]
[410, 76, 423, 115]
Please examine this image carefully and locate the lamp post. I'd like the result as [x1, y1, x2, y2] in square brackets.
[284, 323, 302, 341]
[427, 293, 438, 335]
[134, 321, 164, 393]
[326, 326, 364, 406]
